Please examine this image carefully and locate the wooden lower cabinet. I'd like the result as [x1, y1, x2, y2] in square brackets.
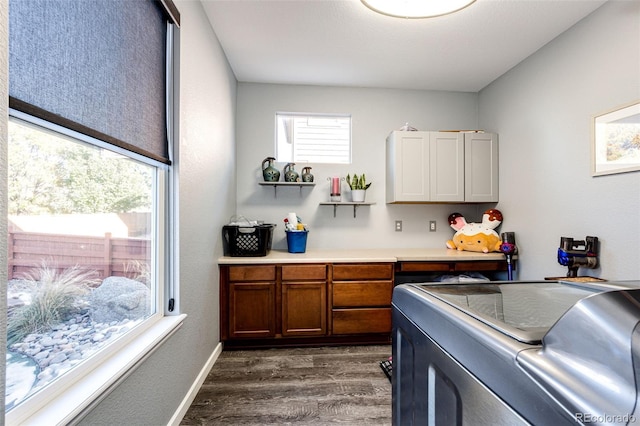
[221, 262, 394, 347]
[226, 265, 276, 339]
[281, 265, 327, 336]
[331, 263, 394, 337]
[223, 264, 329, 345]
[229, 282, 275, 338]
[221, 260, 504, 347]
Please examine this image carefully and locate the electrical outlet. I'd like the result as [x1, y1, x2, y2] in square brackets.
[429, 221, 436, 232]
[395, 220, 403, 232]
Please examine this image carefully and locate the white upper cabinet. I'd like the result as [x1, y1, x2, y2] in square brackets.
[386, 131, 498, 203]
[464, 132, 499, 202]
[430, 132, 465, 202]
[386, 131, 431, 203]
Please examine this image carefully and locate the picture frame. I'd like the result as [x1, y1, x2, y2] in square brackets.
[592, 100, 640, 176]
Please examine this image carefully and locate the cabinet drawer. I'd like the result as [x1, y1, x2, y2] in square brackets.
[282, 264, 327, 281]
[398, 262, 452, 272]
[398, 261, 507, 273]
[333, 281, 392, 307]
[332, 263, 393, 280]
[332, 308, 391, 334]
[229, 265, 276, 281]
[454, 261, 507, 272]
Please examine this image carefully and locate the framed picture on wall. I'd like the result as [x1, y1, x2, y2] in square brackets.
[592, 100, 640, 176]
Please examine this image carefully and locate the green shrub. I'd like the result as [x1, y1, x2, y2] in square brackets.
[7, 263, 100, 345]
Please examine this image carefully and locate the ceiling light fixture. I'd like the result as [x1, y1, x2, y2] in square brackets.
[361, 0, 476, 19]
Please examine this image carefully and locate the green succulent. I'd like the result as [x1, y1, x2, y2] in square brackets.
[346, 173, 372, 190]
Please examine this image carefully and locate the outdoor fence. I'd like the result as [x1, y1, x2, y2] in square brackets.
[7, 231, 151, 281]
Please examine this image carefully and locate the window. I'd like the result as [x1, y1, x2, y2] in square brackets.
[276, 113, 352, 164]
[6, 0, 180, 422]
[5, 114, 165, 412]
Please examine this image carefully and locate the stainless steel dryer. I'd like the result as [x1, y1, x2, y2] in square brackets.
[392, 280, 640, 425]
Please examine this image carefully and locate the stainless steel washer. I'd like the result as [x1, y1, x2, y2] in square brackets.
[392, 280, 640, 425]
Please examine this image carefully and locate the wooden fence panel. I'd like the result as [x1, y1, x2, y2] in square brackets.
[7, 231, 151, 281]
[111, 237, 151, 278]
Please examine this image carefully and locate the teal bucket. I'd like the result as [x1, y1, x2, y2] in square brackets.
[286, 230, 308, 253]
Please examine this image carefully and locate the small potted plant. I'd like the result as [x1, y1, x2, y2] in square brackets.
[346, 173, 372, 202]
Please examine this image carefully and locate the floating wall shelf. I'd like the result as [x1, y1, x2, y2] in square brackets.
[319, 202, 375, 218]
[259, 181, 315, 197]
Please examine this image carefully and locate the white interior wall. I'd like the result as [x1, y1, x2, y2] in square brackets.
[479, 0, 640, 280]
[77, 1, 236, 424]
[236, 83, 491, 250]
[1, 0, 9, 415]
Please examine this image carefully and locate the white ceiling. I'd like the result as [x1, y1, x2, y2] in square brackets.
[201, 0, 608, 92]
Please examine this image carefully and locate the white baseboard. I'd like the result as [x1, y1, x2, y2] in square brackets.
[168, 342, 223, 426]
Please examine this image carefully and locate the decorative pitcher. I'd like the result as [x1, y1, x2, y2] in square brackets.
[284, 163, 299, 182]
[262, 157, 280, 182]
[301, 167, 314, 182]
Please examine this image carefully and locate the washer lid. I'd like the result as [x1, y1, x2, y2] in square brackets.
[412, 281, 603, 343]
[517, 289, 640, 421]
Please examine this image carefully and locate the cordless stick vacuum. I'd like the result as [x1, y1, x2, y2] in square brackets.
[499, 232, 517, 280]
[557, 236, 598, 277]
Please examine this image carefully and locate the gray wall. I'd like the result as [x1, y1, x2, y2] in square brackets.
[77, 0, 236, 424]
[236, 83, 489, 251]
[1, 0, 8, 414]
[235, 1, 639, 281]
[479, 0, 640, 280]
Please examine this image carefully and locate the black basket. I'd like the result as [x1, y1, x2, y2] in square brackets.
[222, 224, 276, 257]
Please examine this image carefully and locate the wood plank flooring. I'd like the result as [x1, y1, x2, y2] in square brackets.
[181, 345, 392, 425]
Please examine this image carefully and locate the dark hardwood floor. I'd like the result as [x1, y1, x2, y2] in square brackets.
[181, 345, 392, 425]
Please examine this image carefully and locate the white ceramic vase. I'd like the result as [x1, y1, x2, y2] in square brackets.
[351, 189, 366, 202]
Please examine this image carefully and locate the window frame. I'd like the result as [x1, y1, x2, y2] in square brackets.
[5, 12, 183, 424]
[4, 109, 184, 426]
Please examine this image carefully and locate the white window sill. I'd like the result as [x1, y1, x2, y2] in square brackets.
[6, 314, 187, 426]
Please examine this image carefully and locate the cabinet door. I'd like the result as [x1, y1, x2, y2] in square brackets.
[465, 133, 498, 202]
[282, 282, 327, 336]
[229, 282, 276, 338]
[430, 132, 464, 202]
[386, 131, 431, 203]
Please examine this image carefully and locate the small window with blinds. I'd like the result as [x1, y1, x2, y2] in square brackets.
[276, 113, 351, 164]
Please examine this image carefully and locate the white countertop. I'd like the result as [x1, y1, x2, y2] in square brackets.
[218, 248, 507, 264]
